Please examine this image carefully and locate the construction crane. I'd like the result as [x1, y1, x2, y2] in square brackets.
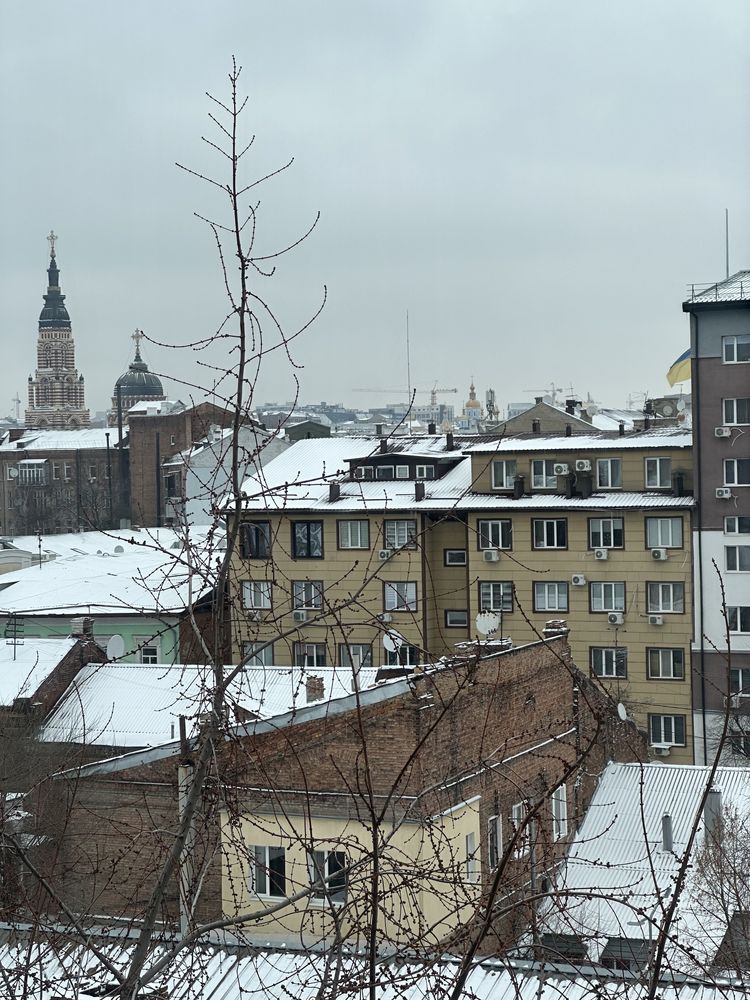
[354, 385, 458, 406]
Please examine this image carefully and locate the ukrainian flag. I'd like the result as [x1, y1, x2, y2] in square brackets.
[667, 349, 691, 387]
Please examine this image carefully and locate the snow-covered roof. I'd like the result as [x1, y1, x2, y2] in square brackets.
[467, 428, 692, 453]
[541, 761, 750, 975]
[40, 663, 380, 747]
[0, 637, 78, 705]
[684, 270, 750, 305]
[0, 429, 123, 452]
[0, 528, 217, 617]
[237, 437, 694, 514]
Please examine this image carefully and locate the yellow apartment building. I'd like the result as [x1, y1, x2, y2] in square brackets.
[229, 429, 695, 761]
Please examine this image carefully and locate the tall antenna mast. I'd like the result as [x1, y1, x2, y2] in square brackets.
[725, 208, 730, 279]
[406, 309, 412, 433]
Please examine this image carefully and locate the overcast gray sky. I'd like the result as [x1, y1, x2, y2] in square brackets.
[2, 1, 748, 419]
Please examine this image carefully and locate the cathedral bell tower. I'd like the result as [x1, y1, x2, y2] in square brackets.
[26, 231, 90, 430]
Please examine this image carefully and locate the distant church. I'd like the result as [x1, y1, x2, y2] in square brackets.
[26, 232, 90, 429]
[109, 329, 166, 424]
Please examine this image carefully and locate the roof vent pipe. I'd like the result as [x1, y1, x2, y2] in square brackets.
[662, 813, 674, 853]
[643, 415, 650, 430]
[415, 481, 425, 502]
[328, 482, 340, 503]
[618, 421, 625, 437]
[446, 432, 454, 451]
[375, 423, 383, 437]
[379, 438, 388, 454]
[565, 424, 572, 437]
[427, 422, 436, 435]
[532, 419, 541, 434]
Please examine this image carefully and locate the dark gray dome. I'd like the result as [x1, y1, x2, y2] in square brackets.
[39, 256, 71, 329]
[115, 346, 164, 398]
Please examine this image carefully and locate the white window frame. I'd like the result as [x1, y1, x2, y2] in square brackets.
[531, 459, 557, 489]
[724, 459, 750, 487]
[726, 545, 750, 572]
[309, 848, 347, 904]
[591, 647, 627, 678]
[590, 581, 625, 613]
[384, 644, 420, 667]
[647, 647, 685, 680]
[445, 610, 468, 628]
[384, 519, 417, 550]
[251, 845, 286, 898]
[52, 462, 60, 481]
[338, 519, 370, 550]
[725, 516, 750, 535]
[510, 801, 529, 858]
[646, 517, 683, 548]
[551, 785, 568, 841]
[479, 581, 513, 613]
[477, 519, 512, 550]
[596, 458, 622, 489]
[589, 517, 624, 549]
[487, 814, 503, 868]
[241, 580, 272, 610]
[532, 519, 567, 549]
[354, 465, 374, 480]
[136, 636, 160, 664]
[723, 334, 750, 364]
[64, 462, 73, 482]
[395, 465, 410, 480]
[415, 464, 435, 480]
[723, 398, 750, 425]
[384, 581, 417, 612]
[647, 582, 685, 613]
[465, 831, 479, 883]
[339, 643, 372, 669]
[293, 642, 328, 667]
[731, 666, 750, 698]
[728, 607, 750, 634]
[444, 548, 467, 566]
[491, 459, 517, 490]
[242, 641, 274, 667]
[292, 580, 323, 609]
[649, 714, 686, 747]
[645, 457, 672, 489]
[534, 582, 568, 612]
[375, 466, 395, 481]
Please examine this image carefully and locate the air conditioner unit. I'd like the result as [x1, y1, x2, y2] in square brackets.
[651, 547, 668, 561]
[378, 549, 393, 561]
[716, 488, 733, 499]
[607, 612, 625, 626]
[293, 609, 308, 623]
[575, 459, 592, 472]
[653, 745, 671, 758]
[594, 548, 608, 561]
[553, 463, 570, 476]
[715, 426, 732, 438]
[483, 549, 500, 562]
[649, 614, 664, 626]
[571, 574, 586, 586]
[379, 613, 393, 623]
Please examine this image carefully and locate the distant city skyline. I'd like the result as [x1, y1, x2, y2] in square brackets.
[2, 1, 748, 420]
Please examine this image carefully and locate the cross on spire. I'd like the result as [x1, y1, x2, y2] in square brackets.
[132, 329, 144, 351]
[47, 230, 58, 258]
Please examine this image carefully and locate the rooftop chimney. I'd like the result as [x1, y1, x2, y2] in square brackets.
[565, 423, 572, 437]
[535, 396, 543, 405]
[375, 423, 383, 437]
[428, 421, 436, 435]
[70, 616, 94, 639]
[306, 675, 325, 703]
[565, 398, 580, 415]
[446, 432, 455, 451]
[379, 437, 388, 454]
[328, 482, 340, 503]
[415, 481, 425, 502]
[618, 421, 625, 437]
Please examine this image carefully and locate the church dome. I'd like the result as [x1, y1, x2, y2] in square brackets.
[38, 254, 71, 329]
[115, 340, 164, 399]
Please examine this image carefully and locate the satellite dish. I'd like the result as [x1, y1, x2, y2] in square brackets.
[383, 630, 404, 653]
[475, 611, 500, 637]
[106, 634, 125, 659]
[8, 468, 17, 479]
[113, 544, 124, 554]
[616, 702, 628, 722]
[676, 399, 686, 412]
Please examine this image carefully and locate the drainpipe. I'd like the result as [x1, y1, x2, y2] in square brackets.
[692, 310, 708, 764]
[155, 431, 162, 528]
[105, 432, 113, 528]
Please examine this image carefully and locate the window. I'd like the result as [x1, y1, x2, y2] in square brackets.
[725, 460, 750, 486]
[551, 785, 568, 840]
[415, 464, 435, 480]
[728, 607, 750, 633]
[292, 581, 323, 609]
[18, 464, 47, 486]
[241, 580, 272, 610]
[88, 465, 97, 481]
[375, 466, 394, 481]
[395, 465, 409, 480]
[354, 465, 374, 480]
[591, 647, 627, 678]
[445, 610, 468, 627]
[293, 642, 327, 667]
[465, 831, 479, 882]
[339, 643, 372, 669]
[596, 458, 622, 489]
[310, 849, 347, 903]
[52, 462, 60, 481]
[647, 648, 685, 680]
[138, 638, 160, 664]
[730, 667, 750, 697]
[510, 801, 529, 858]
[646, 517, 683, 548]
[725, 517, 750, 535]
[251, 845, 286, 897]
[477, 519, 512, 550]
[64, 462, 73, 481]
[649, 714, 686, 746]
[645, 457, 671, 489]
[532, 519, 567, 549]
[242, 641, 274, 667]
[531, 459, 557, 489]
[384, 519, 417, 549]
[292, 521, 324, 558]
[723, 334, 750, 363]
[491, 459, 517, 490]
[726, 546, 750, 572]
[487, 815, 503, 868]
[338, 520, 369, 549]
[240, 521, 272, 559]
[591, 582, 625, 613]
[384, 581, 417, 612]
[444, 548, 467, 566]
[647, 582, 684, 613]
[479, 581, 513, 613]
[170, 434, 176, 446]
[534, 582, 568, 612]
[723, 398, 750, 425]
[384, 644, 419, 667]
[589, 518, 624, 549]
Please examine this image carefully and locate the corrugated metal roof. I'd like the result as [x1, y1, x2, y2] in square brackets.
[684, 270, 750, 305]
[468, 428, 692, 453]
[0, 637, 77, 705]
[0, 428, 121, 452]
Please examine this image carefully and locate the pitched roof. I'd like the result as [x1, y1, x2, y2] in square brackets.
[0, 637, 78, 705]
